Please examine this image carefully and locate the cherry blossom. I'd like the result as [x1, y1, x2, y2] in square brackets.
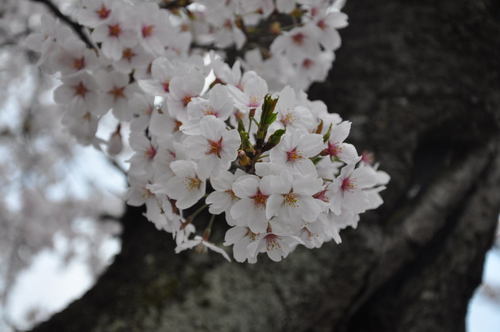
[323, 121, 359, 164]
[247, 228, 302, 262]
[329, 162, 380, 215]
[91, 7, 137, 60]
[53, 73, 101, 114]
[206, 170, 244, 225]
[183, 116, 241, 178]
[75, 0, 117, 28]
[164, 160, 207, 210]
[230, 175, 272, 233]
[269, 129, 324, 175]
[223, 226, 259, 263]
[266, 172, 324, 231]
[95, 70, 138, 120]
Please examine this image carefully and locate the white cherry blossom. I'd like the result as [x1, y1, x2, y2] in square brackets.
[323, 121, 359, 164]
[75, 0, 117, 28]
[53, 73, 101, 115]
[95, 70, 138, 120]
[183, 116, 241, 178]
[230, 175, 272, 233]
[164, 160, 207, 210]
[48, 40, 99, 76]
[247, 228, 302, 262]
[224, 226, 260, 263]
[91, 8, 138, 60]
[266, 172, 324, 230]
[206, 170, 244, 224]
[128, 132, 158, 177]
[269, 129, 324, 175]
[330, 163, 380, 215]
[135, 3, 173, 55]
[166, 73, 205, 121]
[227, 71, 268, 113]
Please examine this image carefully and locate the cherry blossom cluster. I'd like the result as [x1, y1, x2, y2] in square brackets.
[189, 0, 348, 90]
[126, 69, 389, 262]
[26, 0, 347, 143]
[26, 0, 389, 262]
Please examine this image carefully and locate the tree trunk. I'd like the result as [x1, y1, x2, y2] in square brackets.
[32, 0, 500, 331]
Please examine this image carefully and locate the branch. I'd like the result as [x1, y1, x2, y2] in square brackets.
[30, 0, 94, 49]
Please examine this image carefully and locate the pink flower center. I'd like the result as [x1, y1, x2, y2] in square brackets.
[182, 95, 192, 107]
[108, 24, 122, 37]
[174, 120, 182, 132]
[73, 82, 88, 97]
[145, 146, 156, 159]
[122, 48, 136, 62]
[341, 177, 355, 192]
[245, 228, 257, 240]
[280, 113, 295, 126]
[265, 234, 280, 250]
[251, 190, 268, 208]
[96, 5, 111, 20]
[317, 19, 328, 31]
[283, 193, 298, 207]
[203, 108, 219, 117]
[186, 177, 202, 191]
[302, 58, 314, 69]
[326, 142, 341, 157]
[292, 32, 305, 45]
[73, 57, 85, 70]
[225, 189, 238, 201]
[109, 86, 126, 100]
[142, 25, 154, 38]
[206, 137, 223, 158]
[162, 81, 170, 93]
[286, 147, 302, 162]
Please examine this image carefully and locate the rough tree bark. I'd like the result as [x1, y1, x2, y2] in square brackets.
[32, 0, 500, 331]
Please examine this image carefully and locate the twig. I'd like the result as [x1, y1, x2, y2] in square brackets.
[30, 0, 94, 49]
[106, 156, 127, 176]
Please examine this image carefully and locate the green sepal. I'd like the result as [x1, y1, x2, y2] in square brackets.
[323, 123, 333, 143]
[263, 129, 286, 151]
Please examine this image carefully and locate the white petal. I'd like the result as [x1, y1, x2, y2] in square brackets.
[232, 175, 259, 198]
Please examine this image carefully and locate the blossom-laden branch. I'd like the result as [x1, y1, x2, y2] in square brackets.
[25, 0, 389, 263]
[30, 0, 94, 49]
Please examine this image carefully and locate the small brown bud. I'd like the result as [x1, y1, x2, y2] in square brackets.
[238, 150, 251, 166]
[270, 22, 281, 35]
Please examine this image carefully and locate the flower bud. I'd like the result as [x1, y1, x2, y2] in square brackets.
[238, 150, 251, 166]
[270, 22, 281, 35]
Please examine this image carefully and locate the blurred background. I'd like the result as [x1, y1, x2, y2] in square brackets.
[0, 0, 498, 331]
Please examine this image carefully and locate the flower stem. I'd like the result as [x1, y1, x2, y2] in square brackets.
[183, 203, 208, 228]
